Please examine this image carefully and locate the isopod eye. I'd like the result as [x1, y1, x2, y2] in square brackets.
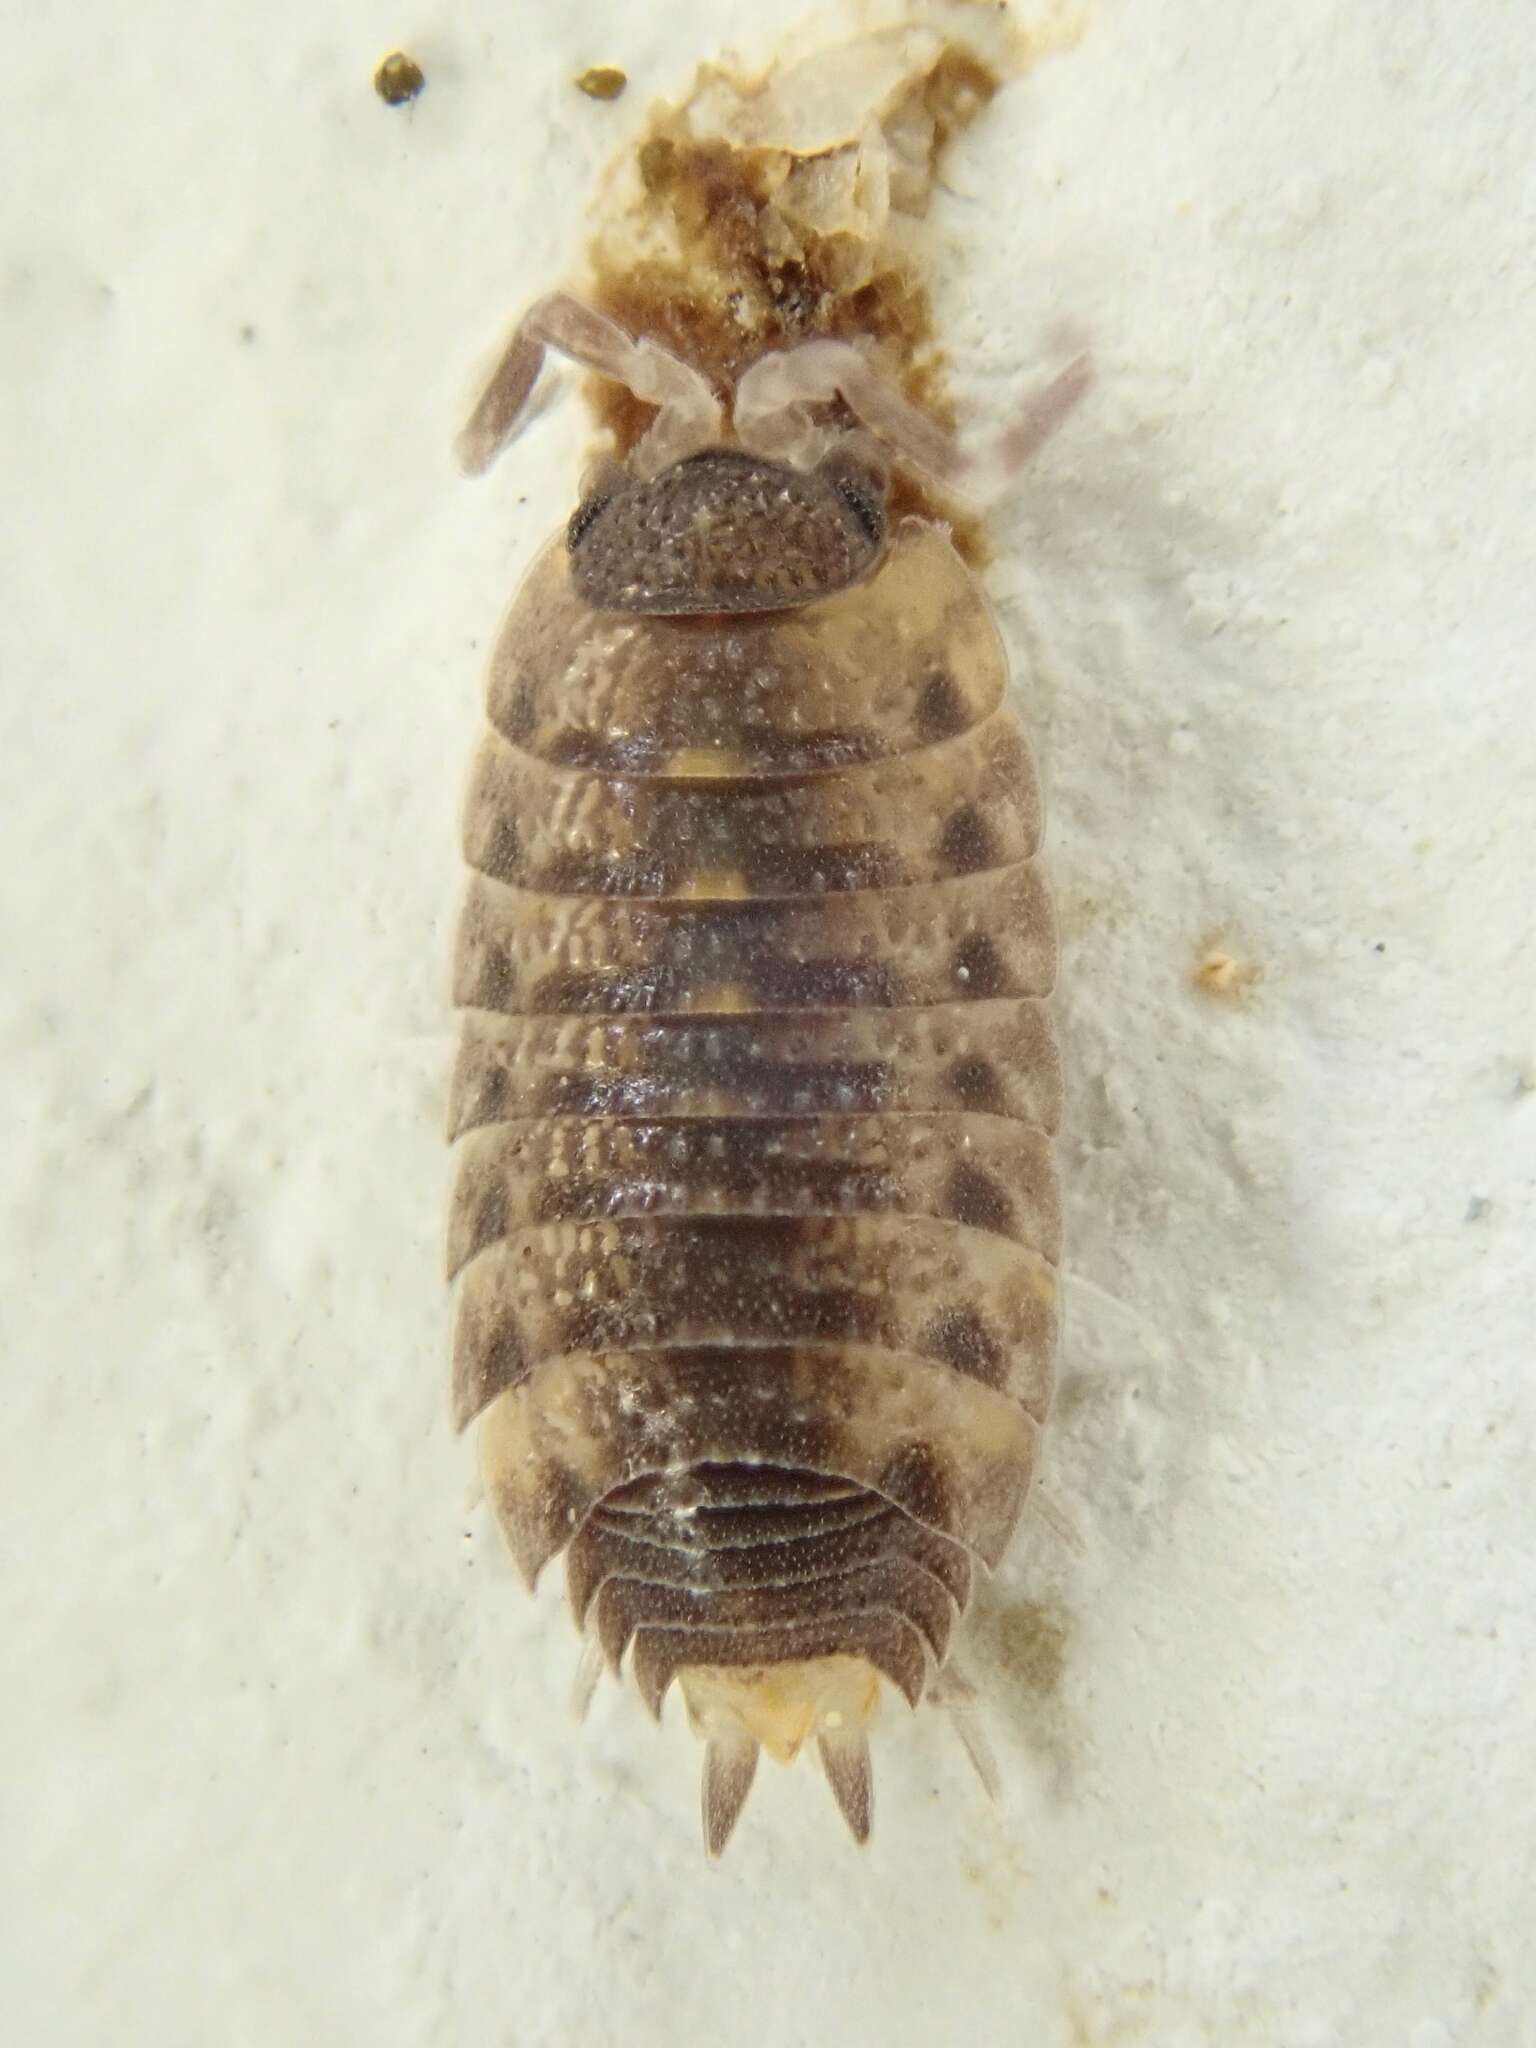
[818, 443, 889, 549]
[567, 491, 613, 550]
[568, 455, 627, 551]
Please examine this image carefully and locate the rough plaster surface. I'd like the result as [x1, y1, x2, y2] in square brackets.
[3, 2, 1531, 2043]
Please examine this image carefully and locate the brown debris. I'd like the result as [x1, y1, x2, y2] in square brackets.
[1192, 940, 1264, 999]
[575, 24, 1037, 565]
[373, 51, 425, 107]
[575, 65, 628, 102]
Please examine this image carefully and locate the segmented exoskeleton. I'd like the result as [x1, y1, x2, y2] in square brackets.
[450, 291, 1088, 1852]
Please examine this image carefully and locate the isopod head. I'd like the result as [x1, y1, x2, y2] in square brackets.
[568, 443, 890, 616]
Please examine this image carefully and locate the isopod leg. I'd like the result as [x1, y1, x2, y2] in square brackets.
[570, 1635, 604, 1723]
[732, 339, 1093, 498]
[454, 319, 546, 477]
[1029, 1484, 1086, 1558]
[928, 1660, 1001, 1802]
[456, 292, 723, 476]
[997, 353, 1095, 472]
[733, 340, 963, 482]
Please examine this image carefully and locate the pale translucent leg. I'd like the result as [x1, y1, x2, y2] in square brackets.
[732, 338, 1093, 497]
[570, 1636, 604, 1722]
[1030, 1484, 1087, 1557]
[1061, 1266, 1175, 1370]
[928, 1660, 1001, 1802]
[456, 292, 724, 477]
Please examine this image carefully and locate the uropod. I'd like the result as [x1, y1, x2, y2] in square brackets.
[449, 283, 1089, 1853]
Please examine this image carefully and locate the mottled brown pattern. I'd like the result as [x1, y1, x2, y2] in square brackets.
[475, 1345, 1038, 1580]
[453, 1211, 1056, 1420]
[570, 1480, 969, 1606]
[594, 1556, 958, 1669]
[461, 713, 1040, 897]
[570, 447, 885, 614]
[449, 1005, 1061, 1136]
[452, 514, 1058, 1775]
[570, 1467, 974, 1701]
[454, 861, 1053, 1016]
[486, 524, 1005, 777]
[447, 1114, 1060, 1269]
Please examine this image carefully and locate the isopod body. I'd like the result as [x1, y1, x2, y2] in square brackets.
[450, 292, 1076, 1853]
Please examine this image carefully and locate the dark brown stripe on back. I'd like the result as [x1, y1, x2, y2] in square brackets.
[461, 714, 1040, 898]
[448, 1115, 1061, 1273]
[453, 1213, 1057, 1422]
[449, 1007, 1061, 1138]
[454, 862, 1055, 1017]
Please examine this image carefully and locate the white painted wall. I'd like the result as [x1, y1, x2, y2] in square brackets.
[3, 3, 1530, 2042]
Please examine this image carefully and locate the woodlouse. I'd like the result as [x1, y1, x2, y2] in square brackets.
[450, 48, 1090, 1856]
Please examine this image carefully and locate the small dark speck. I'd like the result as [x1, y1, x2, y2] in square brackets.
[1373, 942, 1386, 954]
[1465, 1194, 1490, 1223]
[374, 51, 426, 106]
[239, 323, 257, 345]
